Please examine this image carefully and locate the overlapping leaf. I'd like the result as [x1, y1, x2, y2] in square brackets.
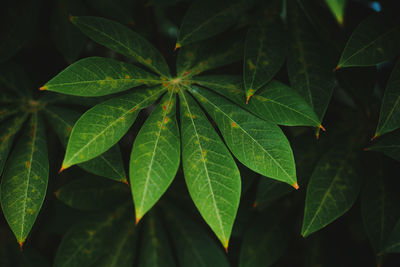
[71, 16, 170, 77]
[179, 90, 241, 249]
[62, 86, 164, 169]
[189, 86, 297, 187]
[130, 91, 180, 221]
[42, 57, 160, 96]
[0, 114, 49, 244]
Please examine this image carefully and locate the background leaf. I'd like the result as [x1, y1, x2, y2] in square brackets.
[368, 130, 400, 161]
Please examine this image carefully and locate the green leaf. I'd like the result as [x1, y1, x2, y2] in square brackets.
[0, 104, 22, 123]
[337, 14, 400, 68]
[368, 131, 400, 161]
[42, 57, 161, 96]
[55, 175, 130, 211]
[44, 106, 127, 182]
[0, 114, 29, 176]
[62, 86, 164, 169]
[239, 216, 288, 267]
[130, 91, 180, 222]
[189, 86, 297, 187]
[301, 147, 360, 237]
[244, 16, 286, 101]
[163, 204, 230, 267]
[361, 168, 400, 254]
[0, 114, 49, 244]
[324, 0, 346, 26]
[139, 211, 177, 267]
[70, 16, 170, 77]
[375, 59, 400, 137]
[179, 90, 241, 249]
[287, 1, 336, 121]
[193, 75, 320, 127]
[176, 0, 255, 47]
[254, 178, 293, 210]
[176, 31, 244, 78]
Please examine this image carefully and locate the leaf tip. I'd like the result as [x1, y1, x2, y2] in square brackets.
[135, 213, 142, 225]
[223, 240, 229, 253]
[121, 178, 129, 185]
[69, 15, 77, 23]
[319, 124, 326, 132]
[18, 241, 24, 251]
[39, 85, 47, 91]
[54, 189, 60, 198]
[292, 182, 299, 190]
[252, 201, 258, 208]
[363, 147, 370, 151]
[334, 65, 341, 72]
[174, 43, 181, 51]
[58, 164, 69, 174]
[371, 134, 378, 141]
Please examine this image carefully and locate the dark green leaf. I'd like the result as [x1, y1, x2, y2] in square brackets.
[0, 104, 22, 123]
[130, 91, 180, 221]
[71, 16, 170, 77]
[375, 59, 400, 137]
[179, 90, 241, 249]
[337, 14, 400, 68]
[0, 62, 33, 98]
[189, 86, 297, 187]
[254, 178, 293, 210]
[193, 75, 320, 127]
[301, 147, 360, 237]
[176, 0, 255, 47]
[43, 57, 161, 96]
[62, 86, 164, 169]
[368, 131, 400, 161]
[44, 106, 127, 182]
[0, 114, 49, 244]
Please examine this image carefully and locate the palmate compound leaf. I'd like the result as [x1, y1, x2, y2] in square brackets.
[0, 113, 49, 245]
[188, 86, 298, 187]
[70, 16, 171, 77]
[62, 86, 165, 169]
[176, 0, 256, 47]
[375, 59, 400, 137]
[301, 146, 361, 237]
[41, 57, 161, 96]
[337, 14, 400, 69]
[243, 14, 286, 101]
[44, 106, 127, 182]
[367, 131, 400, 161]
[179, 90, 241, 249]
[191, 75, 321, 127]
[130, 91, 180, 222]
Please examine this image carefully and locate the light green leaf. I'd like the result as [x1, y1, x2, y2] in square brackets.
[179, 90, 241, 249]
[55, 175, 130, 211]
[193, 75, 320, 127]
[189, 86, 297, 187]
[44, 106, 127, 182]
[324, 0, 346, 26]
[0, 114, 49, 244]
[244, 16, 286, 101]
[130, 91, 180, 222]
[139, 211, 177, 267]
[287, 1, 336, 121]
[163, 204, 230, 267]
[301, 147, 360, 237]
[42, 57, 160, 96]
[368, 131, 400, 162]
[62, 86, 164, 169]
[337, 14, 400, 68]
[71, 16, 170, 77]
[0, 114, 29, 176]
[375, 59, 400, 137]
[176, 0, 255, 47]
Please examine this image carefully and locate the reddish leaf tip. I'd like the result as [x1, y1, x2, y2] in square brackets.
[174, 43, 181, 51]
[223, 240, 229, 253]
[292, 182, 299, 190]
[363, 147, 370, 151]
[18, 241, 24, 251]
[54, 190, 60, 198]
[122, 178, 129, 185]
[69, 15, 76, 23]
[334, 65, 341, 72]
[135, 215, 142, 225]
[58, 165, 68, 174]
[252, 201, 258, 208]
[371, 134, 378, 141]
[319, 124, 326, 132]
[39, 85, 47, 91]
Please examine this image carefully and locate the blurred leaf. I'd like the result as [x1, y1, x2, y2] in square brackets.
[62, 87, 164, 168]
[368, 131, 400, 161]
[0, 104, 22, 123]
[337, 14, 400, 68]
[254, 178, 293, 210]
[0, 114, 49, 244]
[85, 0, 134, 25]
[324, 0, 346, 25]
[0, 63, 33, 98]
[179, 90, 241, 249]
[43, 57, 161, 96]
[71, 16, 171, 77]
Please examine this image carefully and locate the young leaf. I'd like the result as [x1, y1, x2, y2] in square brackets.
[301, 147, 361, 237]
[42, 57, 161, 96]
[337, 14, 400, 68]
[368, 131, 400, 161]
[287, 1, 336, 121]
[70, 16, 170, 77]
[55, 175, 130, 211]
[163, 204, 230, 267]
[189, 86, 297, 187]
[130, 91, 180, 222]
[0, 114, 49, 245]
[193, 75, 320, 127]
[139, 212, 176, 267]
[44, 106, 127, 182]
[62, 87, 164, 169]
[244, 16, 286, 101]
[324, 0, 346, 26]
[375, 59, 400, 137]
[179, 90, 241, 249]
[176, 0, 255, 47]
